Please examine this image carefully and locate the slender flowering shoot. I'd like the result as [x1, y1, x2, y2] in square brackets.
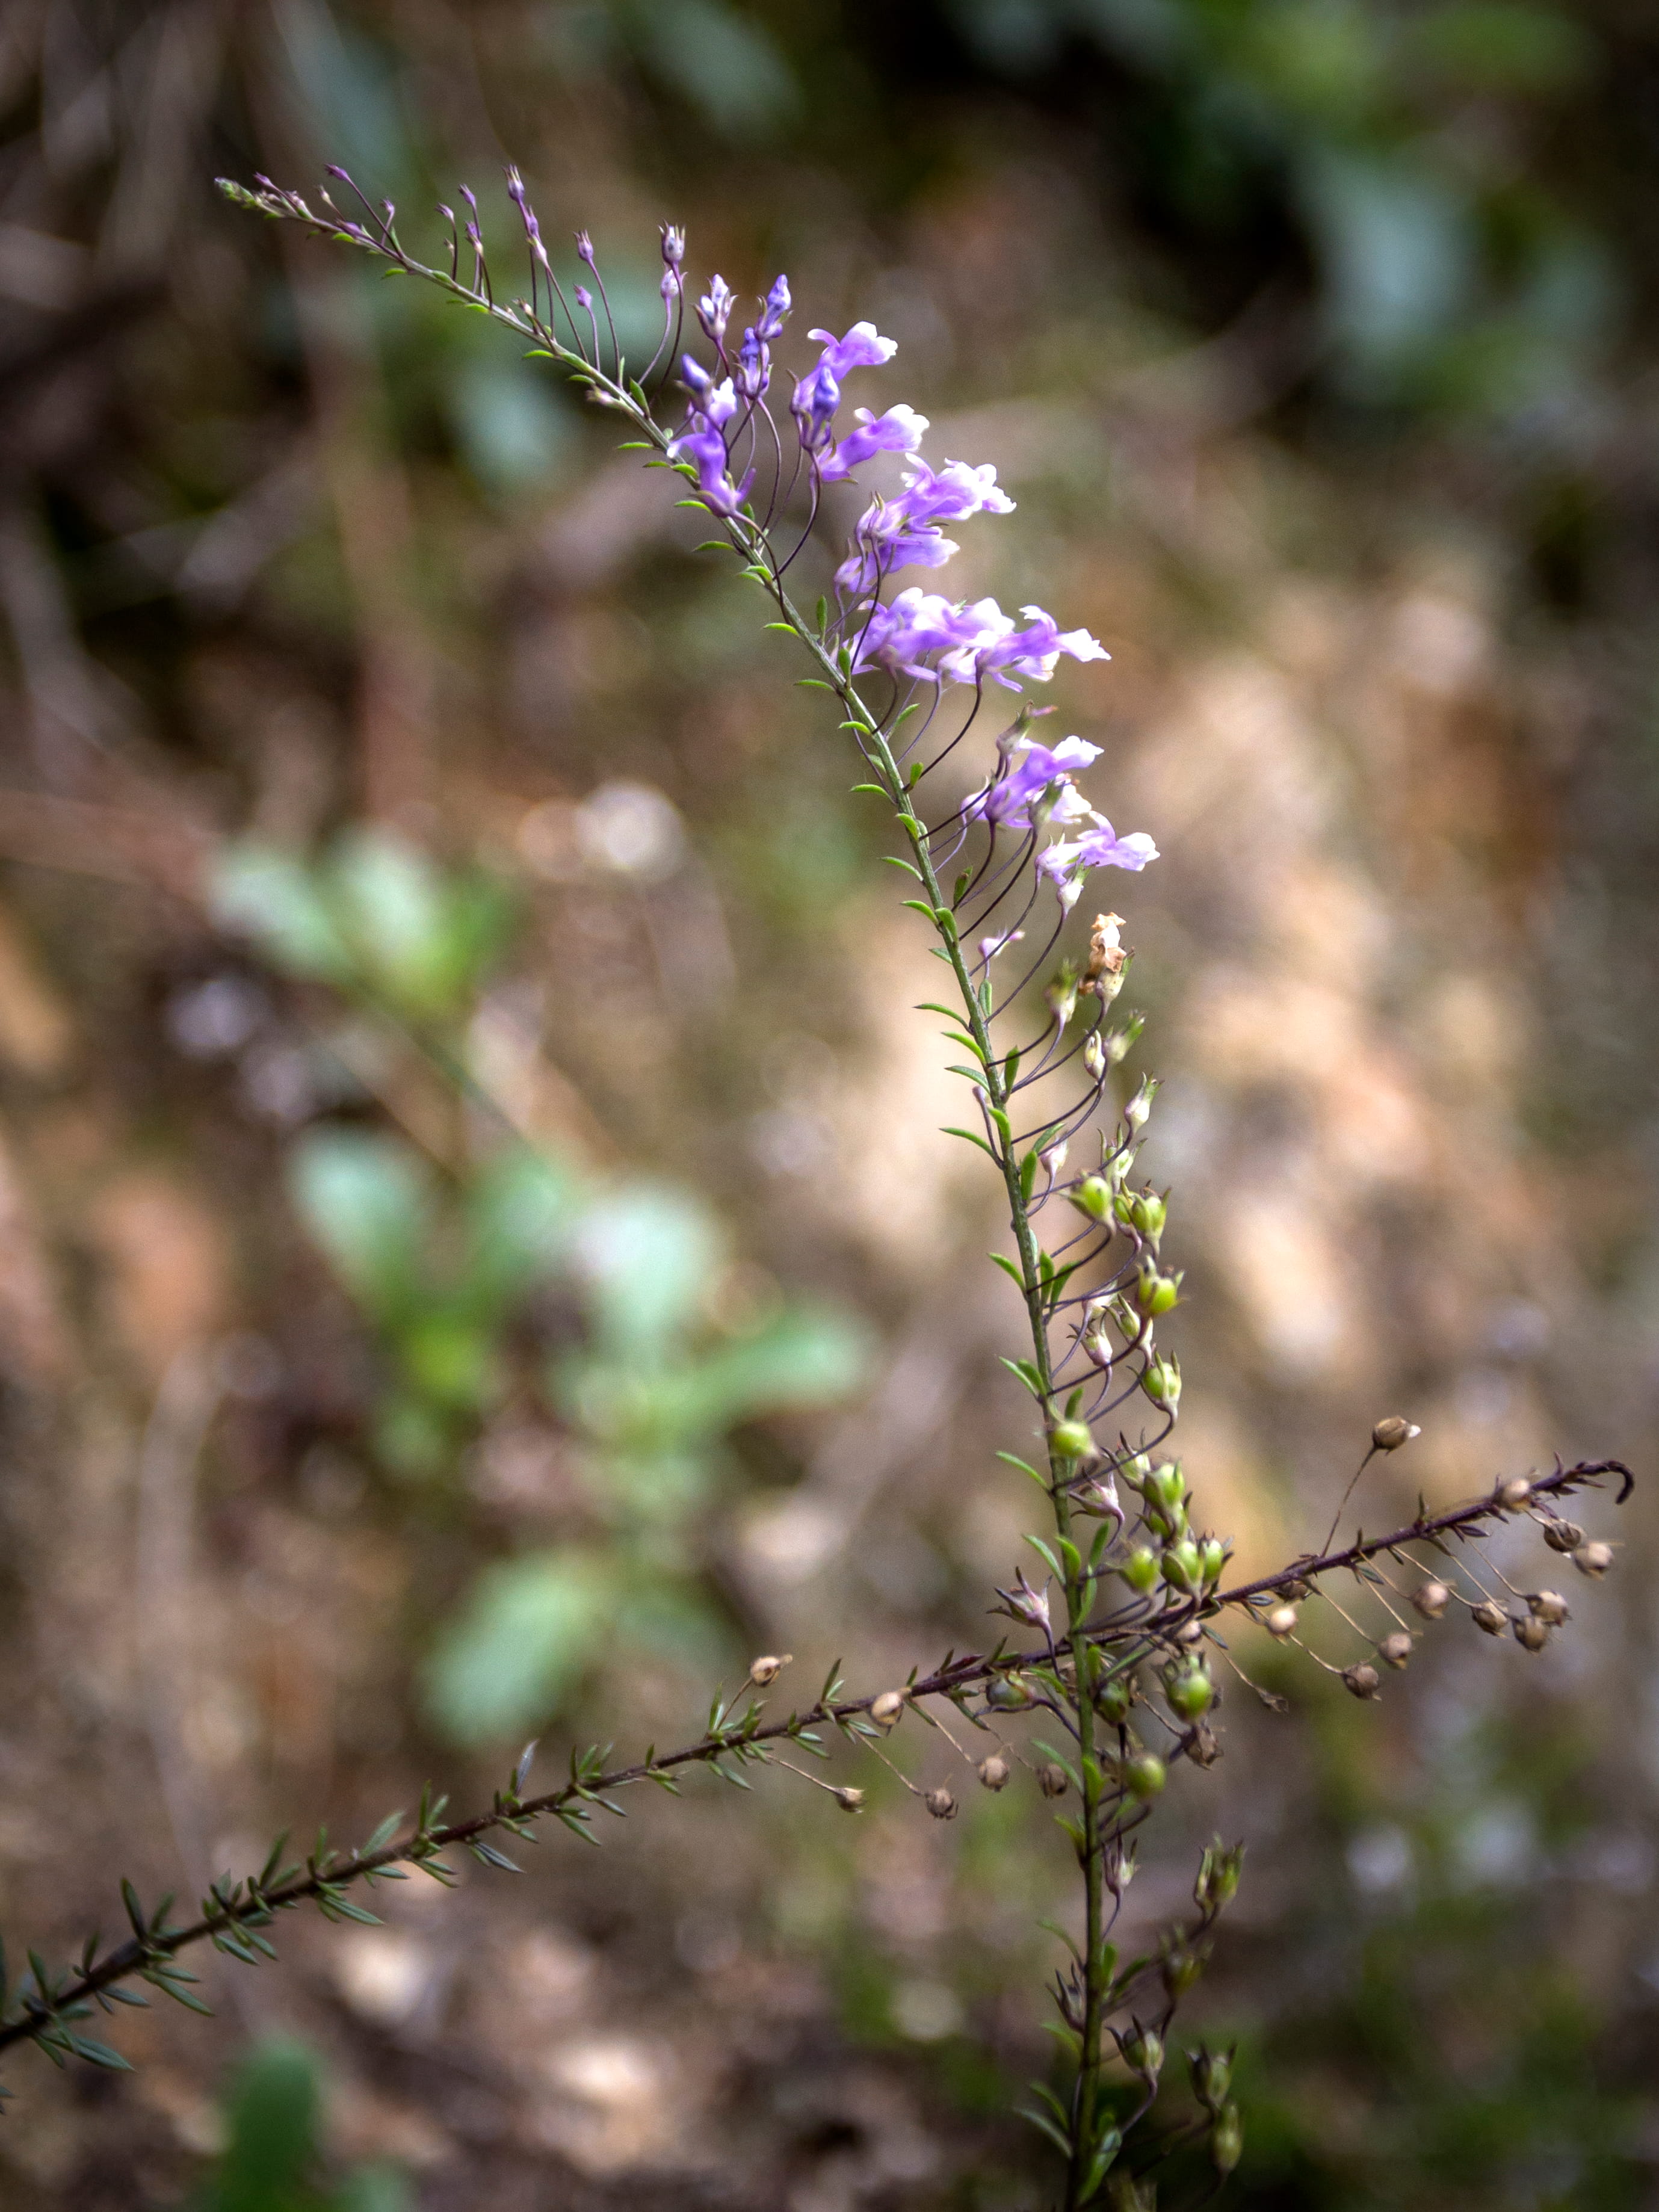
[0, 165, 1626, 2208]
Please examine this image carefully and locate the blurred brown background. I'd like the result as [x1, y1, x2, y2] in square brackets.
[0, 1, 1657, 2206]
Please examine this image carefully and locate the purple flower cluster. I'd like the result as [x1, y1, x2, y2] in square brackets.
[672, 268, 1157, 902]
[667, 271, 794, 514]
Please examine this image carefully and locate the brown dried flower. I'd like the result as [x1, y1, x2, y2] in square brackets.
[1343, 1663, 1381, 1700]
[924, 1786, 959, 1821]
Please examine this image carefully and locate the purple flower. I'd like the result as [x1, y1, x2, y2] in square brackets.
[668, 427, 753, 517]
[808, 320, 897, 378]
[965, 735, 1104, 829]
[1037, 821, 1160, 909]
[697, 275, 734, 344]
[756, 275, 792, 342]
[660, 223, 685, 268]
[833, 459, 1016, 594]
[893, 459, 1015, 527]
[817, 403, 930, 483]
[951, 605, 1110, 690]
[735, 327, 770, 400]
[791, 359, 841, 454]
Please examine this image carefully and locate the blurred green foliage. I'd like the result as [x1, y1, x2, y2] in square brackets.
[190, 2041, 406, 2212]
[216, 831, 867, 1743]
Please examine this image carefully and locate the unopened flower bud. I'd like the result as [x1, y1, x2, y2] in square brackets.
[1371, 1416, 1421, 1452]
[1343, 1663, 1381, 1700]
[1377, 1631, 1413, 1670]
[977, 1754, 1010, 1791]
[1412, 1581, 1451, 1620]
[1070, 1173, 1113, 1221]
[924, 1785, 958, 1821]
[835, 1787, 865, 1813]
[1210, 2102, 1244, 2176]
[1472, 1600, 1507, 1635]
[1513, 1614, 1550, 1654]
[1497, 1477, 1532, 1510]
[1083, 1030, 1106, 1081]
[1199, 1537, 1228, 1586]
[1542, 1519, 1584, 1552]
[1265, 1603, 1299, 1639]
[1122, 1751, 1167, 1800]
[1175, 1617, 1206, 1646]
[1184, 1720, 1222, 1766]
[1037, 1762, 1070, 1799]
[1530, 1590, 1569, 1625]
[1573, 1540, 1614, 1578]
[749, 1653, 792, 1686]
[870, 1690, 906, 1731]
[995, 1568, 1052, 1636]
[1049, 1418, 1095, 1462]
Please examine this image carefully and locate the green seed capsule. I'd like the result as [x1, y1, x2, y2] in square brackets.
[1049, 1418, 1095, 1461]
[1161, 1539, 1202, 1590]
[1167, 1667, 1214, 1721]
[1122, 1752, 1167, 1800]
[1070, 1174, 1113, 1221]
[1121, 1546, 1160, 1593]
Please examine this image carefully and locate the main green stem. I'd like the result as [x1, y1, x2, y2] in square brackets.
[753, 569, 1108, 2206]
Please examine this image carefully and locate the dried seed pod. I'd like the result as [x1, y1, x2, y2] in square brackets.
[1471, 1601, 1507, 1636]
[1377, 1631, 1413, 1670]
[834, 1787, 865, 1813]
[1497, 1477, 1532, 1510]
[1513, 1615, 1551, 1654]
[870, 1690, 907, 1731]
[1184, 1722, 1221, 1767]
[1037, 1762, 1070, 1799]
[1281, 1578, 1311, 1601]
[1542, 1519, 1584, 1553]
[1343, 1663, 1381, 1700]
[1530, 1590, 1569, 1626]
[1412, 1581, 1451, 1620]
[1574, 1540, 1614, 1578]
[1371, 1416, 1421, 1452]
[924, 1786, 958, 1821]
[977, 1754, 1010, 1792]
[1265, 1604, 1299, 1639]
[749, 1653, 791, 1686]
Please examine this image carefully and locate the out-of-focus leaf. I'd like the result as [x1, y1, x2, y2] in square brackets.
[465, 1148, 581, 1307]
[1410, 2, 1596, 94]
[213, 845, 354, 984]
[627, 0, 799, 138]
[328, 833, 514, 1021]
[400, 1309, 496, 1412]
[575, 1183, 724, 1355]
[1302, 149, 1474, 365]
[448, 357, 574, 495]
[290, 1129, 429, 1324]
[640, 1306, 871, 1441]
[424, 1549, 617, 1741]
[198, 2038, 318, 2212]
